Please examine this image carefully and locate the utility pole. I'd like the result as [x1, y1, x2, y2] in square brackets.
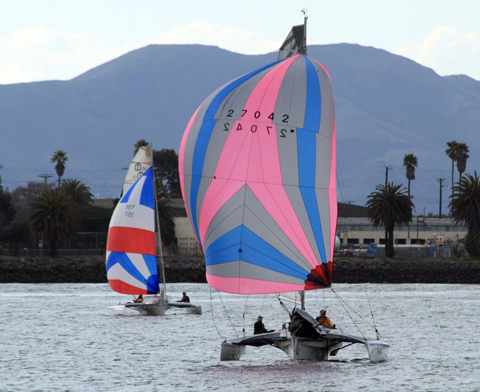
[437, 178, 446, 217]
[384, 166, 393, 185]
[38, 174, 53, 184]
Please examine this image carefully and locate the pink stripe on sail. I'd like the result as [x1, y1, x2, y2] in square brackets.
[206, 273, 306, 295]
[198, 57, 299, 244]
[199, 55, 319, 268]
[328, 123, 338, 262]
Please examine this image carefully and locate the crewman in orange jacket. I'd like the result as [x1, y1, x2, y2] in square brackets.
[316, 309, 333, 328]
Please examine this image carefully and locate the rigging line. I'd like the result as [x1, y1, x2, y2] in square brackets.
[209, 286, 225, 340]
[364, 285, 384, 340]
[217, 289, 238, 337]
[242, 295, 249, 335]
[364, 285, 377, 331]
[329, 287, 367, 340]
[330, 287, 374, 328]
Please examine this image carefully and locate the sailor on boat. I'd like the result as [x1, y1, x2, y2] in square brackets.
[177, 292, 190, 303]
[134, 295, 143, 303]
[254, 316, 273, 335]
[316, 309, 333, 328]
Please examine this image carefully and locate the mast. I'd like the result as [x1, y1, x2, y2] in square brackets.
[300, 10, 307, 55]
[152, 144, 167, 295]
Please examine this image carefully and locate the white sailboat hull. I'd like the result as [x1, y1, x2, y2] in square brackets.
[107, 305, 126, 316]
[273, 336, 343, 361]
[124, 302, 170, 315]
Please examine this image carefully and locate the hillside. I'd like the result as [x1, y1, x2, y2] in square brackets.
[1, 43, 479, 212]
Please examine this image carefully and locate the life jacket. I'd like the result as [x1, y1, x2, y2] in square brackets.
[317, 315, 332, 328]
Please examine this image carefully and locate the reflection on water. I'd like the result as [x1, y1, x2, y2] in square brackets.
[1, 283, 479, 391]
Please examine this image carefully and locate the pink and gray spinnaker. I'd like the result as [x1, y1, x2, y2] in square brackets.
[179, 53, 337, 295]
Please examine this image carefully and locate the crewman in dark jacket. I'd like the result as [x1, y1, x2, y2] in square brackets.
[178, 292, 190, 303]
[254, 316, 273, 334]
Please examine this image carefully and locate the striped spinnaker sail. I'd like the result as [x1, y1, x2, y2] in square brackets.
[106, 166, 159, 294]
[179, 54, 336, 295]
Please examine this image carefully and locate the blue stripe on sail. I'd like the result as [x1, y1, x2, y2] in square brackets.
[120, 181, 135, 203]
[297, 128, 327, 264]
[189, 60, 284, 246]
[106, 251, 159, 293]
[139, 167, 154, 209]
[120, 167, 154, 209]
[303, 56, 321, 133]
[190, 119, 216, 243]
[205, 226, 309, 279]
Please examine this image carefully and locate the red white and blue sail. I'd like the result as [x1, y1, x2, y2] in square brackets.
[106, 166, 159, 294]
[179, 50, 337, 295]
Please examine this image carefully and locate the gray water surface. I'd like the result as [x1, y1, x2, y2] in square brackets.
[1, 283, 479, 391]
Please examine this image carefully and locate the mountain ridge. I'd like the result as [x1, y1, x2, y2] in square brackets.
[1, 43, 479, 213]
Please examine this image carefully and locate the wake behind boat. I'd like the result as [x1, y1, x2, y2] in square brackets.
[106, 145, 201, 316]
[179, 16, 388, 361]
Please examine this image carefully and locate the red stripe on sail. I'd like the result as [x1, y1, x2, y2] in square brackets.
[304, 261, 333, 290]
[107, 226, 156, 255]
[108, 279, 148, 295]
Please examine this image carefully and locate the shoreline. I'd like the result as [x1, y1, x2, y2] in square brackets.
[1, 256, 479, 284]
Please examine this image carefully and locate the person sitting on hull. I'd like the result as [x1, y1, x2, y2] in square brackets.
[178, 292, 190, 303]
[134, 295, 143, 303]
[316, 309, 333, 328]
[254, 316, 274, 335]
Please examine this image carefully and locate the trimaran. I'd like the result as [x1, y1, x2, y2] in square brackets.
[179, 17, 389, 362]
[106, 145, 201, 315]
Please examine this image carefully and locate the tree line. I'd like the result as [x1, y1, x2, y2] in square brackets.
[0, 142, 181, 257]
[367, 140, 480, 257]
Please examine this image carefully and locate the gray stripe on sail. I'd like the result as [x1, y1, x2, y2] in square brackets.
[315, 187, 333, 261]
[207, 261, 306, 285]
[192, 66, 278, 227]
[273, 55, 307, 129]
[283, 184, 324, 265]
[213, 67, 274, 121]
[203, 185, 247, 250]
[202, 185, 313, 273]
[310, 60, 335, 138]
[242, 187, 312, 272]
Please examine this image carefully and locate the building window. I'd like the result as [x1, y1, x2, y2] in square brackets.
[363, 238, 375, 245]
[396, 239, 406, 245]
[347, 238, 359, 244]
[379, 239, 386, 245]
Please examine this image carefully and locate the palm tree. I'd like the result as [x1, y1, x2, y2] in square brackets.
[134, 139, 149, 155]
[455, 143, 469, 181]
[61, 179, 94, 206]
[51, 150, 68, 187]
[445, 141, 459, 199]
[448, 171, 480, 256]
[403, 153, 417, 199]
[366, 183, 413, 257]
[29, 188, 81, 257]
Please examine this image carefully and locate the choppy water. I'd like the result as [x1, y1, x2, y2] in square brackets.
[1, 283, 479, 392]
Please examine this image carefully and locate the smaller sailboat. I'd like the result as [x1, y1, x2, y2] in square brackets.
[106, 146, 201, 315]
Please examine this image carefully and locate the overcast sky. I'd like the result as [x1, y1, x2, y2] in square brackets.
[1, 0, 480, 84]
